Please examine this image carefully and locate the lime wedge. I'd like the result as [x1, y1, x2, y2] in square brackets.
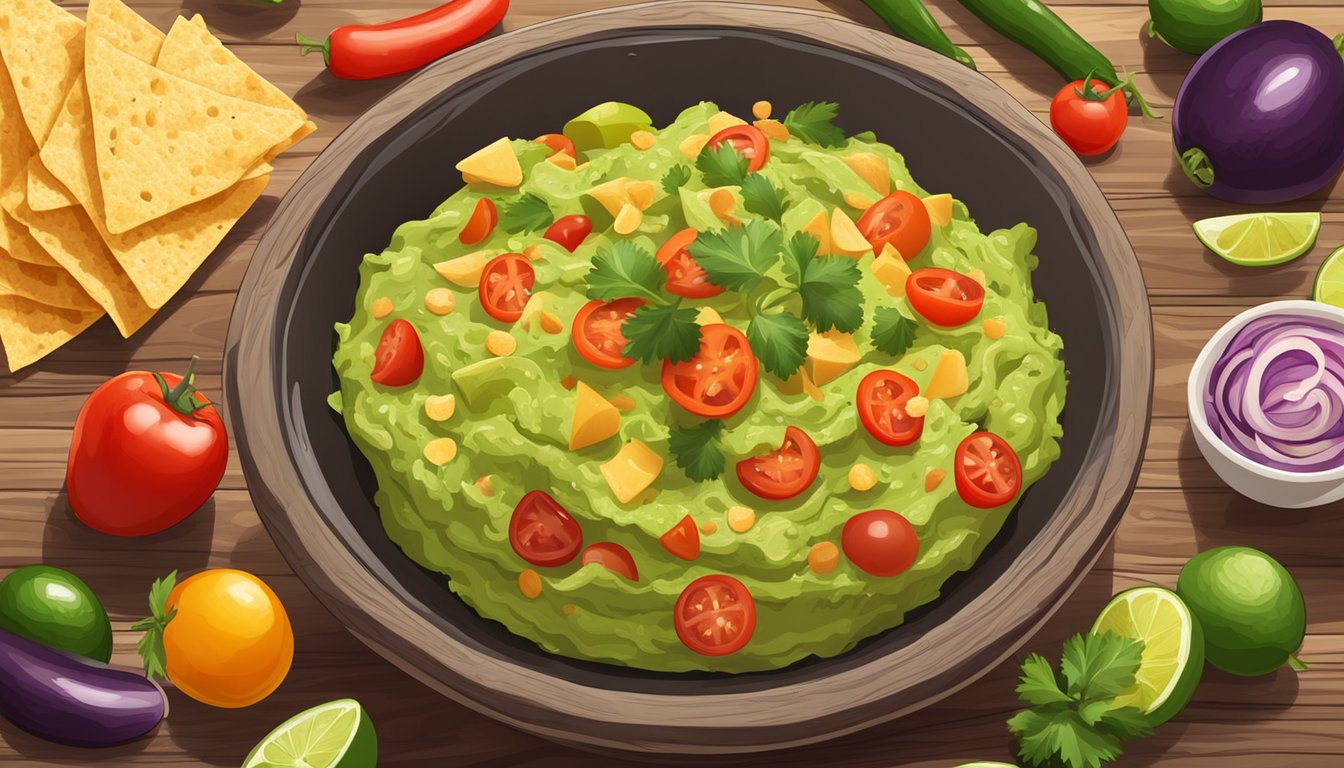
[1091, 587, 1204, 726]
[1313, 245, 1344, 308]
[1193, 212, 1320, 267]
[242, 699, 376, 768]
[563, 101, 653, 153]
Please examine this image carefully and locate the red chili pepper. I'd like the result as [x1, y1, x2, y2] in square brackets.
[296, 0, 509, 80]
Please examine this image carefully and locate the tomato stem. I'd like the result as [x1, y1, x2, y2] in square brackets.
[155, 355, 211, 418]
[294, 32, 332, 67]
[131, 571, 178, 682]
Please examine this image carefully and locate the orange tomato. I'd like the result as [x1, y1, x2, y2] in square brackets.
[162, 569, 293, 708]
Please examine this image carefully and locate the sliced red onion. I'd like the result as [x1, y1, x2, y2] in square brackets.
[1203, 315, 1344, 472]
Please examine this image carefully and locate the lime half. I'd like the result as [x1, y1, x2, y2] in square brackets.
[242, 699, 376, 768]
[1091, 587, 1204, 726]
[1313, 245, 1344, 308]
[1193, 212, 1320, 267]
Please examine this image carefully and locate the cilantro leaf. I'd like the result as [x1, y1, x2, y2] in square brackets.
[783, 101, 846, 148]
[622, 304, 702, 364]
[1016, 653, 1073, 708]
[783, 232, 819, 284]
[1061, 632, 1144, 702]
[668, 420, 727, 481]
[696, 142, 749, 187]
[689, 220, 783, 292]
[1095, 706, 1153, 742]
[661, 164, 693, 195]
[500, 193, 554, 233]
[587, 241, 667, 304]
[747, 311, 809, 379]
[871, 306, 918, 357]
[1012, 707, 1122, 768]
[740, 173, 787, 223]
[798, 254, 863, 333]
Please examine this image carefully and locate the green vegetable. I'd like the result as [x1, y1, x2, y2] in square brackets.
[563, 101, 653, 153]
[785, 233, 864, 333]
[621, 304, 702, 365]
[131, 571, 178, 681]
[586, 241, 667, 304]
[748, 310, 810, 378]
[500, 193, 554, 233]
[861, 0, 977, 69]
[782, 101, 847, 148]
[1008, 632, 1153, 768]
[689, 220, 783, 293]
[0, 565, 112, 663]
[871, 306, 919, 356]
[1148, 0, 1261, 55]
[660, 164, 692, 194]
[739, 173, 788, 223]
[696, 142, 750, 187]
[585, 242, 701, 364]
[667, 420, 727, 481]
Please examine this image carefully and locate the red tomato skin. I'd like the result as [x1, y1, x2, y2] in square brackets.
[542, 214, 592, 252]
[319, 0, 510, 80]
[509, 490, 583, 567]
[905, 268, 986, 328]
[66, 372, 228, 537]
[707, 125, 770, 172]
[954, 432, 1024, 509]
[674, 575, 757, 657]
[459, 197, 497, 245]
[856, 370, 924, 447]
[655, 228, 723, 299]
[1050, 79, 1128, 157]
[842, 510, 919, 577]
[581, 542, 639, 581]
[370, 319, 425, 386]
[572, 298, 641, 370]
[857, 191, 931, 260]
[534, 133, 577, 158]
[661, 325, 758, 418]
[659, 515, 700, 561]
[735, 426, 821, 501]
[477, 253, 535, 323]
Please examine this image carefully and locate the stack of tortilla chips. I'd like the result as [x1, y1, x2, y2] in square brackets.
[0, 0, 314, 371]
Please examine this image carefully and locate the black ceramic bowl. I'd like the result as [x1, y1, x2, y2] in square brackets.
[225, 1, 1151, 754]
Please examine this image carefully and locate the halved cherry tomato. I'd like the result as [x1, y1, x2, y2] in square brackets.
[842, 510, 919, 577]
[534, 133, 576, 158]
[735, 426, 820, 501]
[370, 319, 424, 386]
[659, 515, 700, 561]
[674, 575, 756, 657]
[661, 324, 758, 418]
[707, 125, 770, 172]
[581, 542, 638, 581]
[955, 431, 1023, 509]
[478, 253, 535, 323]
[509, 490, 583, 567]
[906, 268, 985, 328]
[857, 191, 931, 260]
[543, 214, 593, 252]
[856, 370, 924, 446]
[655, 228, 723, 299]
[459, 198, 497, 245]
[573, 298, 643, 369]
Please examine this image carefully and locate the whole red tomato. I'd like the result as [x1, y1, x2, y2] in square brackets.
[66, 357, 228, 537]
[1049, 75, 1128, 157]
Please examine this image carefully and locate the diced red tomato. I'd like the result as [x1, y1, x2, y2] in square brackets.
[842, 509, 919, 577]
[954, 432, 1023, 508]
[534, 133, 576, 158]
[906, 268, 985, 327]
[674, 575, 756, 656]
[459, 198, 497, 245]
[857, 191, 931, 259]
[655, 228, 723, 299]
[572, 298, 643, 369]
[543, 214, 592, 252]
[856, 370, 923, 446]
[735, 426, 820, 501]
[509, 490, 582, 567]
[477, 253, 535, 323]
[581, 542, 638, 581]
[660, 515, 700, 561]
[661, 324, 758, 418]
[370, 319, 424, 387]
[707, 125, 770, 172]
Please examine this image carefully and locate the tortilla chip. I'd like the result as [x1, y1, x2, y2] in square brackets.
[0, 210, 57, 266]
[38, 74, 98, 214]
[0, 252, 97, 310]
[0, 54, 37, 202]
[0, 0, 84, 144]
[86, 0, 164, 63]
[86, 36, 303, 234]
[27, 156, 74, 211]
[0, 295, 102, 372]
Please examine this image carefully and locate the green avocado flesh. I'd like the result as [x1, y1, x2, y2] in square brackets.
[332, 102, 1067, 673]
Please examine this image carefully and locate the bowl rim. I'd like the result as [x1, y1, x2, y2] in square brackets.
[1187, 299, 1344, 483]
[224, 0, 1153, 753]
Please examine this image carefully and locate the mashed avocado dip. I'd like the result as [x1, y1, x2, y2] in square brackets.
[331, 101, 1066, 673]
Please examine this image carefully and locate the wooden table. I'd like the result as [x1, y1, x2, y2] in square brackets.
[2, 1, 1340, 765]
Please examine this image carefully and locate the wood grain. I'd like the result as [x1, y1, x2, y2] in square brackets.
[4, 0, 1343, 765]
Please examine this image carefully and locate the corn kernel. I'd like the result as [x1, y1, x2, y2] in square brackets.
[546, 152, 578, 171]
[608, 394, 637, 411]
[925, 467, 947, 492]
[486, 330, 517, 357]
[755, 119, 790, 142]
[848, 463, 878, 492]
[700, 519, 718, 535]
[984, 317, 1007, 340]
[371, 297, 393, 319]
[424, 394, 456, 422]
[424, 288, 455, 315]
[905, 396, 930, 418]
[424, 437, 458, 466]
[709, 188, 737, 218]
[727, 505, 756, 533]
[613, 202, 642, 235]
[843, 192, 874, 210]
[539, 311, 564, 334]
[751, 100, 772, 120]
[518, 569, 542, 599]
[679, 133, 709, 158]
[476, 475, 495, 496]
[808, 541, 840, 574]
[630, 130, 657, 150]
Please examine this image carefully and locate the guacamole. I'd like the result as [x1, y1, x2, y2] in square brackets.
[331, 101, 1066, 673]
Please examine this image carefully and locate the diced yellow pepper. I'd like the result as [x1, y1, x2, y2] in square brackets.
[434, 252, 490, 286]
[871, 244, 912, 297]
[546, 152, 578, 171]
[924, 349, 969, 400]
[696, 306, 724, 326]
[586, 177, 635, 217]
[570, 381, 621, 450]
[455, 138, 522, 187]
[600, 439, 663, 504]
[808, 331, 861, 386]
[801, 209, 831, 256]
[679, 133, 710, 158]
[707, 111, 748, 135]
[613, 203, 642, 235]
[923, 193, 954, 228]
[754, 119, 790, 142]
[842, 152, 890, 195]
[626, 180, 655, 211]
[830, 207, 870, 257]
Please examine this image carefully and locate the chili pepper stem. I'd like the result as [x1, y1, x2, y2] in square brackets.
[295, 32, 332, 67]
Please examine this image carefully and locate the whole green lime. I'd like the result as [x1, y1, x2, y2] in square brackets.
[0, 565, 112, 662]
[1176, 547, 1305, 676]
[1148, 0, 1262, 54]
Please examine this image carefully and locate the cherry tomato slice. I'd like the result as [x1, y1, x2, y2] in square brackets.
[478, 253, 535, 323]
[509, 490, 582, 567]
[581, 542, 639, 581]
[857, 190, 931, 260]
[856, 370, 924, 447]
[661, 324, 758, 418]
[459, 198, 497, 246]
[1050, 78, 1128, 157]
[905, 268, 985, 327]
[955, 431, 1023, 509]
[572, 298, 643, 370]
[655, 228, 723, 299]
[736, 426, 820, 501]
[543, 214, 593, 252]
[707, 125, 770, 172]
[674, 575, 756, 657]
[659, 515, 700, 561]
[534, 133, 577, 158]
[370, 319, 424, 387]
[842, 509, 919, 577]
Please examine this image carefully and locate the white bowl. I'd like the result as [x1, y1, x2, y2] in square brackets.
[1188, 300, 1344, 508]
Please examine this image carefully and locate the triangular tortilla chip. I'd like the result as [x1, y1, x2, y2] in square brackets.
[86, 36, 303, 234]
[0, 53, 37, 202]
[27, 156, 75, 211]
[0, 210, 57, 266]
[0, 0, 84, 144]
[38, 74, 98, 214]
[86, 0, 164, 63]
[0, 252, 97, 311]
[0, 294, 102, 372]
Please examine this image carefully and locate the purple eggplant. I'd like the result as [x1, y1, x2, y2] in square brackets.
[0, 627, 165, 747]
[1173, 21, 1344, 204]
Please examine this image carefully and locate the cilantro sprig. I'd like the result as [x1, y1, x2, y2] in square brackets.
[500, 193, 554, 233]
[585, 242, 702, 364]
[783, 101, 846, 148]
[871, 305, 919, 357]
[668, 419, 727, 481]
[695, 143, 789, 223]
[132, 570, 179, 681]
[784, 233, 863, 333]
[660, 164, 692, 195]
